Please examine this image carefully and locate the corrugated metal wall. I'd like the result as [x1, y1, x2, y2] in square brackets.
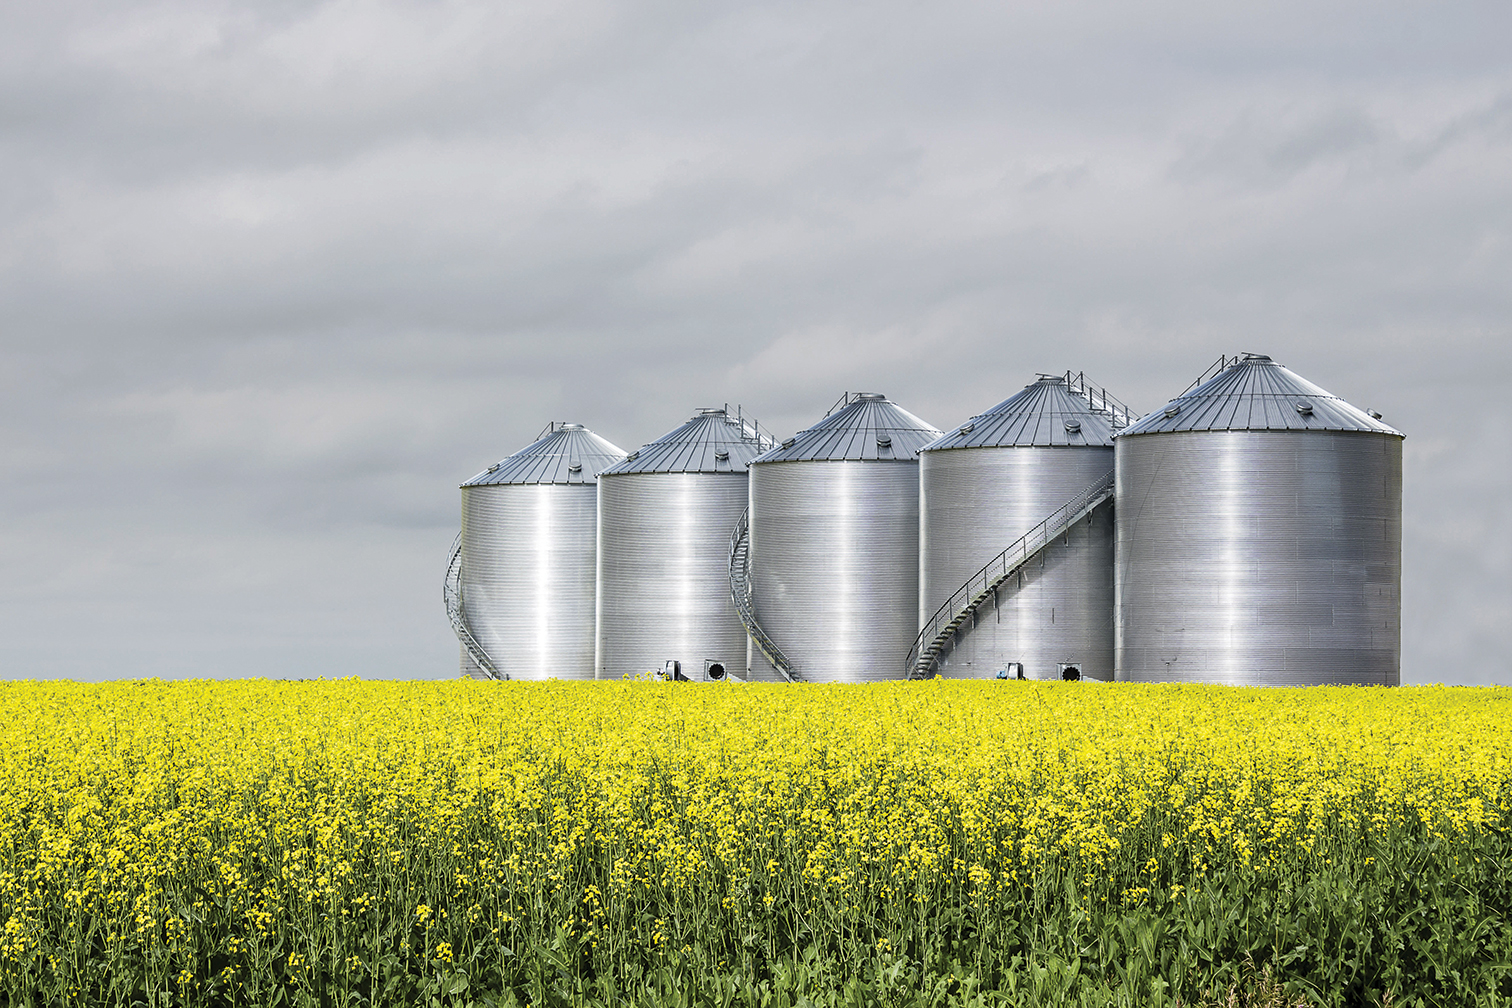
[596, 472, 750, 680]
[1115, 430, 1402, 685]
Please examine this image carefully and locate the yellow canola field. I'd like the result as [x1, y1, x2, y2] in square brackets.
[0, 679, 1509, 993]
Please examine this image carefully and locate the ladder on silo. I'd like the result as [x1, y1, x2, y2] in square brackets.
[906, 469, 1115, 679]
[445, 534, 507, 681]
[728, 510, 802, 683]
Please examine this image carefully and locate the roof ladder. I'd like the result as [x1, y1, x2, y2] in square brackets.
[728, 509, 801, 682]
[906, 469, 1116, 678]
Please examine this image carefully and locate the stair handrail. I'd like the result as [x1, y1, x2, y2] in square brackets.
[1062, 371, 1138, 429]
[1177, 354, 1242, 397]
[445, 533, 505, 680]
[728, 509, 799, 682]
[906, 469, 1115, 677]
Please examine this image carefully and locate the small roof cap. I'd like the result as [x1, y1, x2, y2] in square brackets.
[752, 393, 941, 463]
[1119, 355, 1403, 437]
[461, 423, 628, 486]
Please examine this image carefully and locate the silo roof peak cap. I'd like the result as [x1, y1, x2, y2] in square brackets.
[856, 392, 887, 400]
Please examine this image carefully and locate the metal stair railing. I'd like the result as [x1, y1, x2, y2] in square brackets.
[906, 470, 1115, 678]
[1062, 371, 1139, 429]
[728, 509, 800, 682]
[445, 533, 505, 680]
[1176, 353, 1263, 397]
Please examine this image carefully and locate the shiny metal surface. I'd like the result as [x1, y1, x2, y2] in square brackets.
[596, 472, 754, 680]
[917, 375, 1124, 680]
[751, 393, 940, 463]
[462, 423, 626, 486]
[459, 483, 602, 679]
[909, 471, 1113, 678]
[919, 447, 1115, 679]
[1121, 354, 1402, 436]
[745, 394, 940, 683]
[455, 422, 626, 679]
[600, 407, 773, 475]
[1115, 428, 1403, 686]
[595, 407, 776, 680]
[748, 460, 927, 683]
[745, 394, 939, 683]
[926, 375, 1124, 450]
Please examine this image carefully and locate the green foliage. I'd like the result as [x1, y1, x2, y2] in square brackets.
[3, 680, 1510, 1006]
[4, 812, 1509, 1005]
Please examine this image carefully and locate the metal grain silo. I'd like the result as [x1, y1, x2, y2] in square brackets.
[740, 393, 941, 683]
[447, 423, 627, 680]
[1115, 354, 1403, 686]
[595, 407, 776, 681]
[917, 374, 1134, 681]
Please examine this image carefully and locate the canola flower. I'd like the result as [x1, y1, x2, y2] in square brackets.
[0, 680, 1508, 1006]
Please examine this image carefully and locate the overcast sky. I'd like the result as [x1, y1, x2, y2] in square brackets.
[2, 0, 1507, 685]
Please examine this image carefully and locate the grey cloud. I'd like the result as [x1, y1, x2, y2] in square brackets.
[0, 0, 1507, 683]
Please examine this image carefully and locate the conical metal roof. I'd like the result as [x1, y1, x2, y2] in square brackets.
[600, 407, 778, 475]
[752, 393, 941, 463]
[1119, 354, 1403, 437]
[461, 423, 628, 487]
[924, 375, 1122, 451]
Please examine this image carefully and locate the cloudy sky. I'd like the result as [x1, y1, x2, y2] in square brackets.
[2, 0, 1507, 684]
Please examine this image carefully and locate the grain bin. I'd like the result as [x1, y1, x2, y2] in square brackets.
[1115, 354, 1403, 686]
[450, 423, 627, 680]
[743, 393, 941, 683]
[595, 407, 775, 681]
[918, 374, 1132, 681]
